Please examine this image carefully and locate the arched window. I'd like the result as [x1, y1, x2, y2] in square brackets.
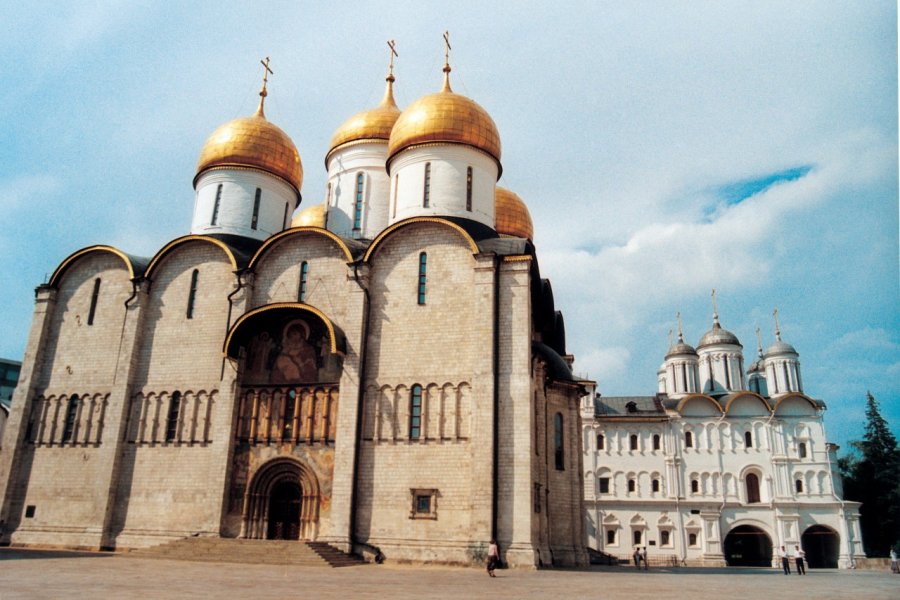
[660, 530, 670, 546]
[653, 434, 661, 451]
[691, 479, 699, 494]
[165, 391, 181, 442]
[62, 395, 79, 443]
[606, 529, 616, 545]
[353, 173, 364, 230]
[211, 183, 223, 225]
[251, 187, 261, 230]
[186, 269, 199, 319]
[409, 385, 423, 439]
[554, 413, 564, 470]
[633, 530, 642, 545]
[465, 167, 473, 211]
[688, 533, 698, 546]
[596, 433, 605, 450]
[298, 262, 309, 302]
[746, 473, 761, 503]
[627, 479, 636, 493]
[795, 479, 803, 494]
[417, 253, 427, 305]
[422, 163, 431, 207]
[745, 431, 753, 448]
[87, 278, 101, 326]
[685, 431, 693, 448]
[652, 479, 660, 493]
[629, 434, 638, 451]
[798, 442, 807, 459]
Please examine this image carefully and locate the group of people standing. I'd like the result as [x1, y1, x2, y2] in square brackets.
[632, 546, 650, 570]
[780, 545, 806, 575]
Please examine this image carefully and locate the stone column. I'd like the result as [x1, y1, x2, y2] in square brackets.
[700, 509, 725, 565]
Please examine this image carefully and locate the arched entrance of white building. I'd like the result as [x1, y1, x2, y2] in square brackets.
[801, 525, 839, 568]
[724, 525, 773, 567]
[242, 458, 320, 541]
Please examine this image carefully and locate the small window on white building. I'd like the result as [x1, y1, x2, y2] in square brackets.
[798, 442, 808, 459]
[745, 431, 753, 448]
[685, 431, 693, 448]
[660, 530, 671, 547]
[653, 434, 661, 451]
[688, 533, 698, 547]
[598, 477, 610, 494]
[606, 529, 616, 545]
[597, 433, 605, 450]
[630, 434, 638, 451]
[633, 530, 642, 545]
[627, 479, 636, 493]
[652, 479, 660, 493]
[691, 479, 699, 494]
[795, 479, 803, 494]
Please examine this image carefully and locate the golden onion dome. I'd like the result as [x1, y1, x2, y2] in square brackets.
[326, 75, 401, 165]
[495, 187, 534, 241]
[387, 66, 501, 174]
[195, 98, 303, 193]
[290, 203, 327, 228]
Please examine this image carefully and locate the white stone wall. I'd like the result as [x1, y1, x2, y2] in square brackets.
[325, 143, 391, 240]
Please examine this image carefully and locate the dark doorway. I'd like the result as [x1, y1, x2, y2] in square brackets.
[724, 525, 773, 567]
[267, 480, 302, 540]
[802, 525, 839, 568]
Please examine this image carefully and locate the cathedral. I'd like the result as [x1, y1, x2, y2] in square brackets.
[581, 306, 865, 568]
[0, 45, 589, 567]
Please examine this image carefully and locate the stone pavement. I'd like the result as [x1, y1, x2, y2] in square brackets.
[0, 549, 896, 599]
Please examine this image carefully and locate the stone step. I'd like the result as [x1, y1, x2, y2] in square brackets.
[131, 538, 365, 567]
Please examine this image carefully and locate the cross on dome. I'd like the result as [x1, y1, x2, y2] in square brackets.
[256, 56, 274, 118]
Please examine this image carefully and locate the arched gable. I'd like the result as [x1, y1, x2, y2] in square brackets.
[773, 393, 819, 416]
[249, 226, 354, 267]
[676, 394, 723, 416]
[723, 392, 772, 416]
[362, 217, 479, 262]
[49, 245, 138, 287]
[224, 302, 347, 358]
[146, 235, 238, 278]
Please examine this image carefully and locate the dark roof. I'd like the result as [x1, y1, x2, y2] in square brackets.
[442, 216, 500, 243]
[207, 233, 266, 269]
[595, 396, 667, 417]
[533, 342, 578, 384]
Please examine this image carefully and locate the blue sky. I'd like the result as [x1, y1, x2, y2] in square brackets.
[1, 1, 897, 452]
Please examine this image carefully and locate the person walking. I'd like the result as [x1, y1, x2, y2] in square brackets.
[793, 545, 806, 575]
[486, 539, 499, 577]
[890, 548, 899, 574]
[780, 546, 791, 575]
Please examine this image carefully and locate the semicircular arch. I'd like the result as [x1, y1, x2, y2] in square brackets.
[49, 245, 137, 287]
[224, 302, 347, 358]
[362, 217, 479, 262]
[146, 235, 238, 278]
[249, 226, 354, 267]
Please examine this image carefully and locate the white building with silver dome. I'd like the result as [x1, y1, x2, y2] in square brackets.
[582, 305, 864, 568]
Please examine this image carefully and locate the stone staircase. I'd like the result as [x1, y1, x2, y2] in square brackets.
[131, 537, 365, 567]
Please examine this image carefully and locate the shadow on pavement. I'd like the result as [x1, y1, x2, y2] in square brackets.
[0, 548, 114, 561]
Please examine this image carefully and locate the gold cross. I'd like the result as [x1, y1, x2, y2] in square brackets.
[260, 56, 274, 95]
[443, 31, 452, 67]
[387, 40, 398, 76]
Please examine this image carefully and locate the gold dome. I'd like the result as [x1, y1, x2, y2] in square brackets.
[495, 187, 533, 241]
[290, 203, 327, 228]
[387, 68, 501, 173]
[195, 106, 303, 192]
[327, 75, 401, 164]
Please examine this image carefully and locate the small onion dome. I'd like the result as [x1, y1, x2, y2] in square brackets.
[698, 321, 741, 348]
[666, 338, 698, 359]
[387, 66, 501, 174]
[765, 339, 798, 357]
[290, 203, 326, 228]
[195, 108, 303, 193]
[495, 187, 534, 241]
[326, 75, 401, 165]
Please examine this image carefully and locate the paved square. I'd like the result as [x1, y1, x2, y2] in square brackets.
[0, 549, 896, 599]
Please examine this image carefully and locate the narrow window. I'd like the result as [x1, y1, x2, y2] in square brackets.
[211, 183, 223, 225]
[633, 530, 642, 545]
[326, 182, 332, 206]
[392, 175, 398, 218]
[744, 431, 753, 448]
[554, 413, 565, 470]
[298, 262, 309, 302]
[746, 473, 761, 503]
[598, 477, 610, 494]
[282, 202, 289, 230]
[282, 390, 296, 440]
[688, 533, 698, 546]
[795, 479, 803, 494]
[685, 431, 693, 448]
[652, 479, 660, 493]
[62, 395, 79, 442]
[465, 166, 473, 211]
[597, 433, 605, 450]
[630, 434, 638, 451]
[186, 269, 199, 319]
[417, 252, 427, 305]
[798, 442, 807, 459]
[782, 362, 791, 390]
[87, 278, 101, 326]
[653, 434, 661, 451]
[422, 163, 431, 208]
[606, 529, 616, 545]
[409, 384, 422, 440]
[165, 391, 181, 442]
[691, 479, 699, 494]
[681, 365, 688, 391]
[660, 530, 670, 546]
[724, 356, 732, 389]
[251, 187, 261, 230]
[353, 173, 364, 230]
[627, 479, 636, 493]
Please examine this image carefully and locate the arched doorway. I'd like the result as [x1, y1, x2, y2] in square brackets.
[242, 458, 320, 541]
[724, 525, 773, 567]
[802, 525, 839, 568]
[267, 480, 302, 540]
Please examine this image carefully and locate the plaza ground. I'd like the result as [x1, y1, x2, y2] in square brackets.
[0, 548, 896, 599]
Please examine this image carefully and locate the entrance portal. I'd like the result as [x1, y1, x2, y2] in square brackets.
[801, 525, 839, 568]
[267, 481, 302, 540]
[724, 525, 773, 567]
